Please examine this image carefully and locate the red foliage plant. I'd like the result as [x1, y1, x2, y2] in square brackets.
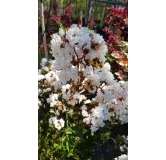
[104, 2, 128, 81]
[65, 4, 72, 14]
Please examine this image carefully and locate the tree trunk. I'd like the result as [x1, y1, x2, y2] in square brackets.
[86, 0, 93, 23]
[39, 0, 48, 59]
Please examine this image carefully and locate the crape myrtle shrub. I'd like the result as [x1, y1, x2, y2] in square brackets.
[38, 24, 128, 160]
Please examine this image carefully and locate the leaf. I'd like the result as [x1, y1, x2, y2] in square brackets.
[49, 108, 55, 113]
[67, 152, 74, 158]
[67, 109, 74, 118]
[91, 132, 94, 136]
[66, 128, 75, 135]
[83, 128, 88, 134]
[116, 134, 123, 143]
[66, 131, 72, 135]
[54, 143, 59, 148]
[66, 141, 69, 152]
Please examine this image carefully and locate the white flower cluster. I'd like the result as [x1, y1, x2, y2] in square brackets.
[38, 25, 128, 131]
[49, 116, 65, 130]
[114, 154, 128, 160]
[81, 81, 127, 131]
[38, 58, 59, 94]
[47, 93, 67, 116]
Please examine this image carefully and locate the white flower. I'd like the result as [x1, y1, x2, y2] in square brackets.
[45, 71, 56, 83]
[84, 99, 91, 104]
[83, 66, 94, 77]
[68, 98, 77, 106]
[47, 93, 58, 103]
[83, 116, 91, 125]
[93, 34, 104, 44]
[105, 72, 115, 85]
[50, 34, 62, 57]
[90, 125, 98, 132]
[79, 95, 86, 103]
[59, 28, 65, 36]
[71, 65, 79, 81]
[47, 93, 59, 107]
[82, 103, 110, 132]
[82, 110, 89, 117]
[43, 66, 49, 72]
[49, 116, 57, 125]
[81, 105, 87, 110]
[62, 84, 71, 100]
[41, 58, 47, 66]
[54, 118, 65, 130]
[38, 75, 45, 81]
[62, 84, 70, 92]
[103, 62, 111, 72]
[114, 154, 128, 160]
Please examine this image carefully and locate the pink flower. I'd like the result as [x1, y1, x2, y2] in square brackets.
[105, 6, 109, 12]
[104, 27, 109, 33]
[109, 35, 115, 41]
[118, 8, 123, 14]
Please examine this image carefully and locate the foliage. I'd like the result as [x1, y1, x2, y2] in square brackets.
[103, 2, 128, 81]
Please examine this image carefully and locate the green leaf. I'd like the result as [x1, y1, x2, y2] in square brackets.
[66, 128, 74, 135]
[66, 141, 69, 152]
[91, 132, 95, 136]
[67, 109, 74, 118]
[49, 108, 55, 113]
[66, 131, 72, 135]
[116, 134, 123, 143]
[67, 152, 74, 158]
[83, 128, 88, 134]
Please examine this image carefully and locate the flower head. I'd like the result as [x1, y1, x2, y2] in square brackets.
[54, 118, 65, 130]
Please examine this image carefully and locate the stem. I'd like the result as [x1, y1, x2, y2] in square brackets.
[39, 0, 48, 59]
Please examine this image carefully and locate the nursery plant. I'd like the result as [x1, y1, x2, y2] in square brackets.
[104, 2, 128, 81]
[38, 24, 128, 160]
